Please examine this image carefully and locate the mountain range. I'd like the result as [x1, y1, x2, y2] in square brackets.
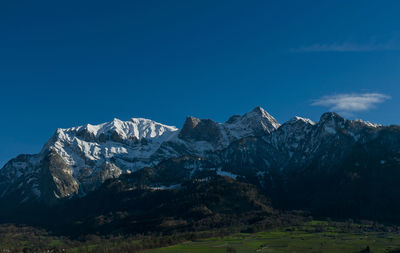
[1, 106, 400, 230]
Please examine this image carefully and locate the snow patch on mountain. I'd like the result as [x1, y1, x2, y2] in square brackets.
[292, 116, 316, 125]
[353, 119, 382, 128]
[216, 168, 238, 179]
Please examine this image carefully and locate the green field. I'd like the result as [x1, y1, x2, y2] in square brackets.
[2, 221, 400, 252]
[142, 221, 400, 253]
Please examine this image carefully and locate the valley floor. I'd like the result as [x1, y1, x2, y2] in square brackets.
[141, 221, 400, 253]
[2, 221, 400, 253]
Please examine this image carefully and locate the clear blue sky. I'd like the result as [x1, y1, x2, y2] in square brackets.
[1, 0, 400, 166]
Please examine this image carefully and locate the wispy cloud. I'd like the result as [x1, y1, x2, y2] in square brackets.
[312, 93, 390, 115]
[293, 40, 400, 52]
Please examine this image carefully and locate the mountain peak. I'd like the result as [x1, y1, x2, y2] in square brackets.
[45, 117, 179, 155]
[352, 119, 382, 128]
[288, 116, 316, 125]
[251, 106, 266, 113]
[181, 116, 201, 130]
[221, 107, 280, 139]
[317, 112, 347, 135]
[179, 117, 222, 142]
[242, 106, 280, 131]
[249, 106, 274, 118]
[319, 112, 344, 125]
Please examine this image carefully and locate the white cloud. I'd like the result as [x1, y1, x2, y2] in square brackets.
[293, 40, 400, 52]
[312, 93, 390, 114]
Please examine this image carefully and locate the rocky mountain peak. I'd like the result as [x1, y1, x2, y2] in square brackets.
[247, 106, 274, 118]
[251, 106, 266, 113]
[319, 112, 344, 124]
[352, 119, 382, 128]
[181, 116, 201, 130]
[287, 116, 315, 126]
[179, 117, 222, 142]
[230, 106, 280, 135]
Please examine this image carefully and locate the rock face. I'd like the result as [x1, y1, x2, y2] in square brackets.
[179, 117, 223, 143]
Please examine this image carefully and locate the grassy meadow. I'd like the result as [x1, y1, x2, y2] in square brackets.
[142, 221, 400, 253]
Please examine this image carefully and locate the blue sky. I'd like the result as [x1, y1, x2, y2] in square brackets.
[1, 0, 400, 166]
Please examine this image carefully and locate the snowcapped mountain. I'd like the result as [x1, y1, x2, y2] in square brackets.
[0, 107, 280, 203]
[1, 106, 400, 225]
[167, 106, 280, 155]
[1, 106, 399, 210]
[45, 117, 179, 174]
[221, 112, 391, 174]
